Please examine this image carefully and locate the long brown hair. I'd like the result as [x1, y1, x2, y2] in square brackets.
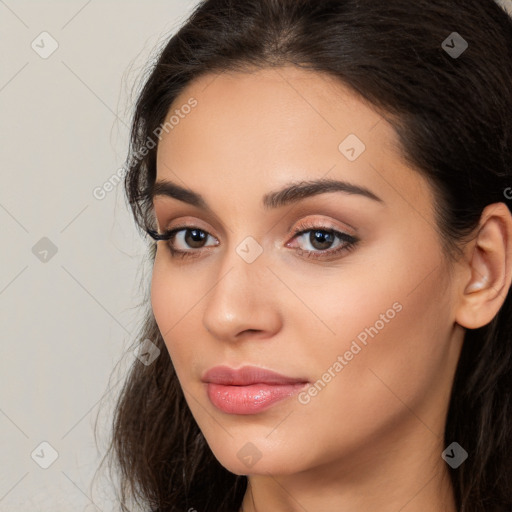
[97, 1, 512, 510]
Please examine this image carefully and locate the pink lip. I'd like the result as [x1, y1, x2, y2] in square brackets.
[202, 365, 309, 415]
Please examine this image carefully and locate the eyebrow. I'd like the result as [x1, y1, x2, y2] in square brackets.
[149, 177, 384, 211]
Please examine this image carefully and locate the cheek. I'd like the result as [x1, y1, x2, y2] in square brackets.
[296, 241, 453, 427]
[150, 250, 195, 331]
[150, 259, 186, 359]
[150, 259, 169, 332]
[149, 256, 207, 372]
[266, 264, 454, 470]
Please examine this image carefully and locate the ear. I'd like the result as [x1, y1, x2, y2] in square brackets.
[455, 203, 512, 329]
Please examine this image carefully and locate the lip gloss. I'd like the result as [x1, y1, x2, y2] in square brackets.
[206, 382, 308, 414]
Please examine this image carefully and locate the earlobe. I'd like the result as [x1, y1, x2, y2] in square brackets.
[455, 203, 512, 330]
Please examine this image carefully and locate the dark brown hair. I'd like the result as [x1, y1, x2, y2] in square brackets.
[97, 1, 512, 510]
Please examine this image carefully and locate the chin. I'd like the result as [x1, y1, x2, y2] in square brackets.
[209, 444, 307, 477]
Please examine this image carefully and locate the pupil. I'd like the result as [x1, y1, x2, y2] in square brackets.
[185, 229, 206, 248]
[311, 230, 333, 250]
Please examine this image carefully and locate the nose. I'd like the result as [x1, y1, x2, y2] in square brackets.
[202, 245, 282, 341]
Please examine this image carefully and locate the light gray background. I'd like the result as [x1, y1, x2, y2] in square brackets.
[0, 1, 201, 510]
[1, 1, 511, 511]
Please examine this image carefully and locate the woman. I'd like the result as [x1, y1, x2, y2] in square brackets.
[102, 0, 512, 510]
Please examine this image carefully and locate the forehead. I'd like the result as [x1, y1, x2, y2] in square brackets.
[157, 65, 388, 168]
[154, 65, 434, 220]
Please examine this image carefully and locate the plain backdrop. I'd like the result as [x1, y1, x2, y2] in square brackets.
[0, 1, 201, 510]
[1, 1, 511, 511]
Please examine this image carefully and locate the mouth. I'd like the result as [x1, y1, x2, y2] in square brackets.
[201, 365, 309, 415]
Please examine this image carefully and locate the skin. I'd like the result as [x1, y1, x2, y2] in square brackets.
[149, 65, 512, 512]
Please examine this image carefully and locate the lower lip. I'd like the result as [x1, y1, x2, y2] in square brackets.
[206, 382, 308, 414]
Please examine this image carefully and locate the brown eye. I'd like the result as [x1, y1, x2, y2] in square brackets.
[182, 229, 208, 249]
[308, 230, 336, 251]
[160, 226, 219, 256]
[289, 223, 359, 261]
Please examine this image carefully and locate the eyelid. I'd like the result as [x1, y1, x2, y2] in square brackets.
[285, 219, 359, 251]
[152, 216, 221, 238]
[150, 217, 360, 267]
[287, 216, 357, 239]
[150, 215, 357, 244]
[163, 227, 357, 264]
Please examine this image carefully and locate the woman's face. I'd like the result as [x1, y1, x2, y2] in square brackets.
[150, 66, 465, 477]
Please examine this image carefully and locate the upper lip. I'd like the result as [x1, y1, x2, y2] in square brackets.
[201, 365, 309, 386]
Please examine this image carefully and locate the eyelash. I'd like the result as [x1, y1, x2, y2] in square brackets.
[149, 220, 359, 261]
